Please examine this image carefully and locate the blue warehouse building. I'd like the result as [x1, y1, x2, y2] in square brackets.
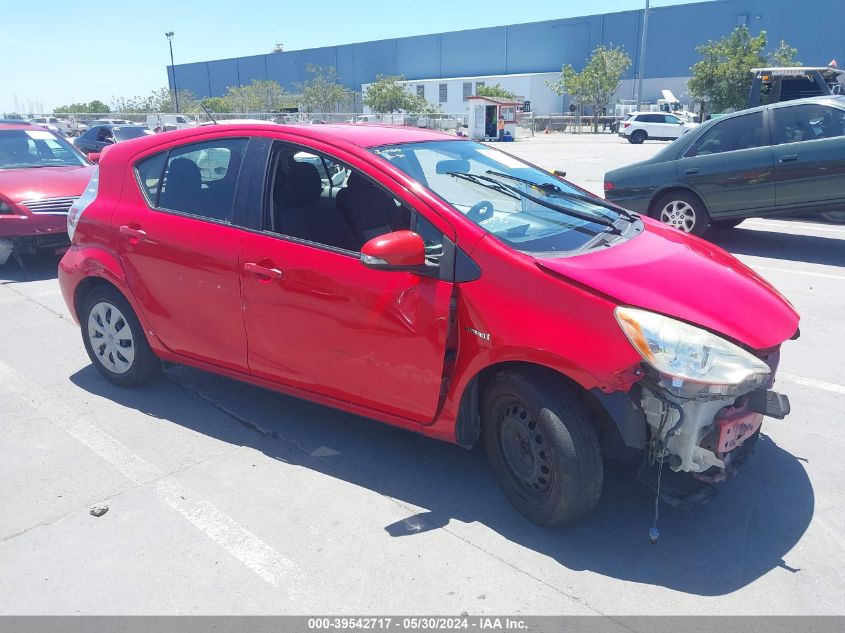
[169, 0, 845, 113]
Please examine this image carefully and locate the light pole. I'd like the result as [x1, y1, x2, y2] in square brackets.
[165, 31, 179, 113]
[635, 0, 650, 111]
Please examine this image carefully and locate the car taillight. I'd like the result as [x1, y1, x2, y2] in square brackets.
[604, 181, 615, 192]
[622, 123, 630, 129]
[67, 167, 99, 240]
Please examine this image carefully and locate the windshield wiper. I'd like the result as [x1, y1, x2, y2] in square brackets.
[484, 170, 562, 193]
[485, 170, 637, 222]
[446, 171, 521, 200]
[450, 171, 621, 234]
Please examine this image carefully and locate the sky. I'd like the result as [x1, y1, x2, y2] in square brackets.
[1, 0, 705, 114]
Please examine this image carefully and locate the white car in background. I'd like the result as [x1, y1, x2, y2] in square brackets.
[618, 112, 698, 144]
[28, 116, 71, 134]
[146, 114, 197, 132]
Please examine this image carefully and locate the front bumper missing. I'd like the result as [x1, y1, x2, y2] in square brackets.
[639, 385, 790, 477]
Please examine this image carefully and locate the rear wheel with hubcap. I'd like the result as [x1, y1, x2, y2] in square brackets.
[482, 369, 603, 526]
[81, 286, 160, 387]
[653, 190, 710, 236]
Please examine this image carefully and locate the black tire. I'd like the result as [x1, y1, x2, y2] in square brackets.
[630, 130, 647, 144]
[652, 190, 710, 236]
[482, 368, 603, 526]
[80, 285, 160, 387]
[710, 218, 743, 230]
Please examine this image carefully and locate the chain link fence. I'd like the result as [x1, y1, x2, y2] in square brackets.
[49, 111, 475, 135]
[531, 115, 622, 134]
[33, 111, 556, 139]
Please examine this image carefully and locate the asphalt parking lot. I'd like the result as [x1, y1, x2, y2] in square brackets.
[1, 134, 843, 616]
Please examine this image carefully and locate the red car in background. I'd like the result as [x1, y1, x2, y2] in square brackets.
[58, 123, 798, 525]
[0, 123, 95, 265]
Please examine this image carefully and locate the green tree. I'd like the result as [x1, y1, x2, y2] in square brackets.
[298, 65, 352, 114]
[200, 97, 230, 113]
[54, 100, 111, 114]
[223, 80, 287, 113]
[363, 75, 413, 113]
[111, 88, 198, 114]
[548, 44, 631, 132]
[475, 84, 518, 100]
[688, 26, 800, 116]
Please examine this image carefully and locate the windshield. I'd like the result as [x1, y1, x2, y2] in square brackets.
[371, 140, 631, 255]
[0, 129, 87, 169]
[114, 126, 152, 141]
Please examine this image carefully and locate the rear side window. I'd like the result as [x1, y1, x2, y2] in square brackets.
[136, 138, 247, 222]
[771, 104, 845, 144]
[686, 112, 767, 156]
[637, 114, 662, 123]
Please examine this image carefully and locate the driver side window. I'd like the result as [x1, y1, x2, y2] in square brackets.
[267, 143, 440, 256]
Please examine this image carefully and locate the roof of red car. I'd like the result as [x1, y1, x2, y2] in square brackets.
[0, 123, 41, 131]
[111, 122, 458, 155]
[292, 123, 456, 147]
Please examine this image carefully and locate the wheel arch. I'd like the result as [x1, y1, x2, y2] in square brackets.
[648, 185, 709, 219]
[453, 360, 641, 460]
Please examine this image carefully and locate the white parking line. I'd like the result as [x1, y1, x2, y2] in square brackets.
[779, 372, 845, 396]
[751, 265, 845, 281]
[744, 220, 845, 235]
[0, 360, 304, 597]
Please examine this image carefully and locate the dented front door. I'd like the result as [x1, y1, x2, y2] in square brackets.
[239, 233, 452, 424]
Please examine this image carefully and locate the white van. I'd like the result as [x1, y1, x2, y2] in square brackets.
[146, 114, 197, 133]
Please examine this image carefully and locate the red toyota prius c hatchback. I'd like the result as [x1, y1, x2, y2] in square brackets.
[58, 123, 799, 526]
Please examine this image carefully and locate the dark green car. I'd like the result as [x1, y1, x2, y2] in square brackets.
[603, 96, 845, 234]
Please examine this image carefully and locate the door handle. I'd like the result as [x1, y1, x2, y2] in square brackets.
[684, 168, 700, 175]
[778, 154, 798, 163]
[244, 262, 284, 280]
[119, 225, 147, 241]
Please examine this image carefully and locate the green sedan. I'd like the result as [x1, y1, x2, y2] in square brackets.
[603, 96, 845, 235]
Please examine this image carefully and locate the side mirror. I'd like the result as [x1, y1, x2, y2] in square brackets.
[553, 169, 567, 179]
[360, 230, 425, 270]
[86, 152, 101, 164]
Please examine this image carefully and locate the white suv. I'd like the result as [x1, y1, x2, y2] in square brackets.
[618, 112, 698, 144]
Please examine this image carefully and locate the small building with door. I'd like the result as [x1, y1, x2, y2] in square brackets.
[466, 96, 521, 140]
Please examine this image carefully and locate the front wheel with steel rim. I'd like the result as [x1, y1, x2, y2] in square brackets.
[653, 190, 710, 236]
[81, 285, 160, 387]
[482, 369, 603, 526]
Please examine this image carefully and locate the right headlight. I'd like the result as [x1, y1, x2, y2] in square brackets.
[615, 306, 770, 398]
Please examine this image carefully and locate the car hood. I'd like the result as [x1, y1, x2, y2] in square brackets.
[0, 165, 95, 202]
[536, 219, 799, 350]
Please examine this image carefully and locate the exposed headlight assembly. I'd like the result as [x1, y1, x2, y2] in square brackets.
[615, 306, 770, 398]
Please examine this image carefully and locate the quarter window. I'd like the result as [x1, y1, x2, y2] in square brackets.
[771, 104, 845, 144]
[136, 152, 167, 204]
[686, 111, 767, 156]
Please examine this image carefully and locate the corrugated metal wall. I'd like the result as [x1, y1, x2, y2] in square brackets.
[169, 0, 845, 99]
